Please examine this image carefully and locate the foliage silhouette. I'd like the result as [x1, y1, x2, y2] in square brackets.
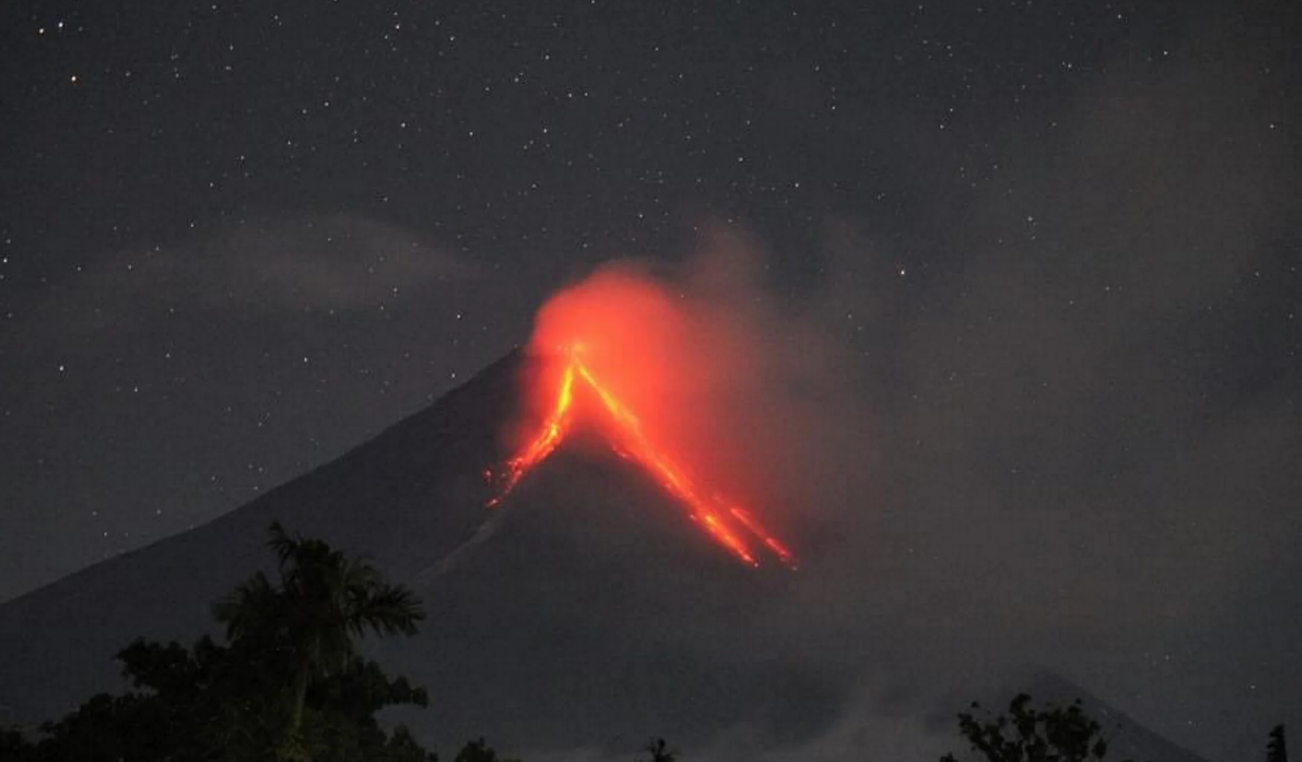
[640, 737, 678, 762]
[7, 523, 433, 762]
[214, 521, 424, 759]
[1268, 726, 1288, 762]
[1, 724, 38, 762]
[941, 693, 1134, 762]
[454, 737, 521, 762]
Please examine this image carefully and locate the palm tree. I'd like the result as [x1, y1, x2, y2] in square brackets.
[215, 522, 424, 759]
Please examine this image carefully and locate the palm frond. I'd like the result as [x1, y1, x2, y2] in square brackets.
[213, 571, 280, 642]
[267, 521, 300, 573]
[349, 583, 424, 638]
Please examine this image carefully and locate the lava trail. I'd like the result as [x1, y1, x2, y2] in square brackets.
[489, 348, 796, 568]
[487, 362, 575, 507]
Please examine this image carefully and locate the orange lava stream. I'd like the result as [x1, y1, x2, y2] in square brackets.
[490, 350, 796, 568]
[487, 363, 576, 507]
[726, 505, 797, 568]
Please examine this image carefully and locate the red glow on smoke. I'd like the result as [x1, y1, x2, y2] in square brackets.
[488, 268, 796, 569]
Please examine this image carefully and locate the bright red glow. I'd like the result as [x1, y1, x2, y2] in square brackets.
[488, 269, 797, 569]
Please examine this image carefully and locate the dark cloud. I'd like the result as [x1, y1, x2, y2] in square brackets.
[178, 214, 471, 310]
[17, 214, 468, 340]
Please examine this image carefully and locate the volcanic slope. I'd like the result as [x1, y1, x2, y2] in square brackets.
[0, 350, 520, 721]
[1021, 672, 1213, 762]
[0, 350, 833, 752]
[914, 673, 1214, 762]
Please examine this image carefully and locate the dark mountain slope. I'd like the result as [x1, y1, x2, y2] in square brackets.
[384, 443, 840, 752]
[1023, 672, 1213, 762]
[0, 349, 524, 724]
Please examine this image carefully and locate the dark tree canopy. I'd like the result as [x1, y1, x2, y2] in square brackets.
[6, 523, 434, 762]
[454, 737, 521, 762]
[941, 693, 1132, 762]
[640, 737, 678, 762]
[214, 521, 425, 759]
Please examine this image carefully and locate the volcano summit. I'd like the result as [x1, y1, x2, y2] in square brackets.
[489, 345, 797, 568]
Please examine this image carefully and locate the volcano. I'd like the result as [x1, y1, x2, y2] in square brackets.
[0, 350, 829, 753]
[0, 351, 1220, 762]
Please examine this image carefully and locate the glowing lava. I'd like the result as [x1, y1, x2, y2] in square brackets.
[489, 346, 796, 569]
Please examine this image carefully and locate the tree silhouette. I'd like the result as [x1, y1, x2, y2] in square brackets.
[640, 737, 677, 762]
[214, 521, 424, 759]
[0, 725, 37, 762]
[28, 635, 435, 761]
[1268, 726, 1288, 762]
[455, 737, 521, 762]
[18, 523, 432, 762]
[941, 693, 1133, 762]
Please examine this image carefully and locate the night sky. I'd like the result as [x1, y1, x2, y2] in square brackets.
[1, 0, 1299, 759]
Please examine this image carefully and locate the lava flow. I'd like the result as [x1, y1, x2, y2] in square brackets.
[488, 346, 796, 569]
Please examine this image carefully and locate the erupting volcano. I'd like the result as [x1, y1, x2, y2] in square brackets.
[485, 266, 797, 568]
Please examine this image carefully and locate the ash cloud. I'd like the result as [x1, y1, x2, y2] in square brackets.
[512, 15, 1300, 762]
[806, 23, 1297, 762]
[514, 229, 862, 543]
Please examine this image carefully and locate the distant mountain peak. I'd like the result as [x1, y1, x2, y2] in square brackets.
[1010, 671, 1215, 762]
